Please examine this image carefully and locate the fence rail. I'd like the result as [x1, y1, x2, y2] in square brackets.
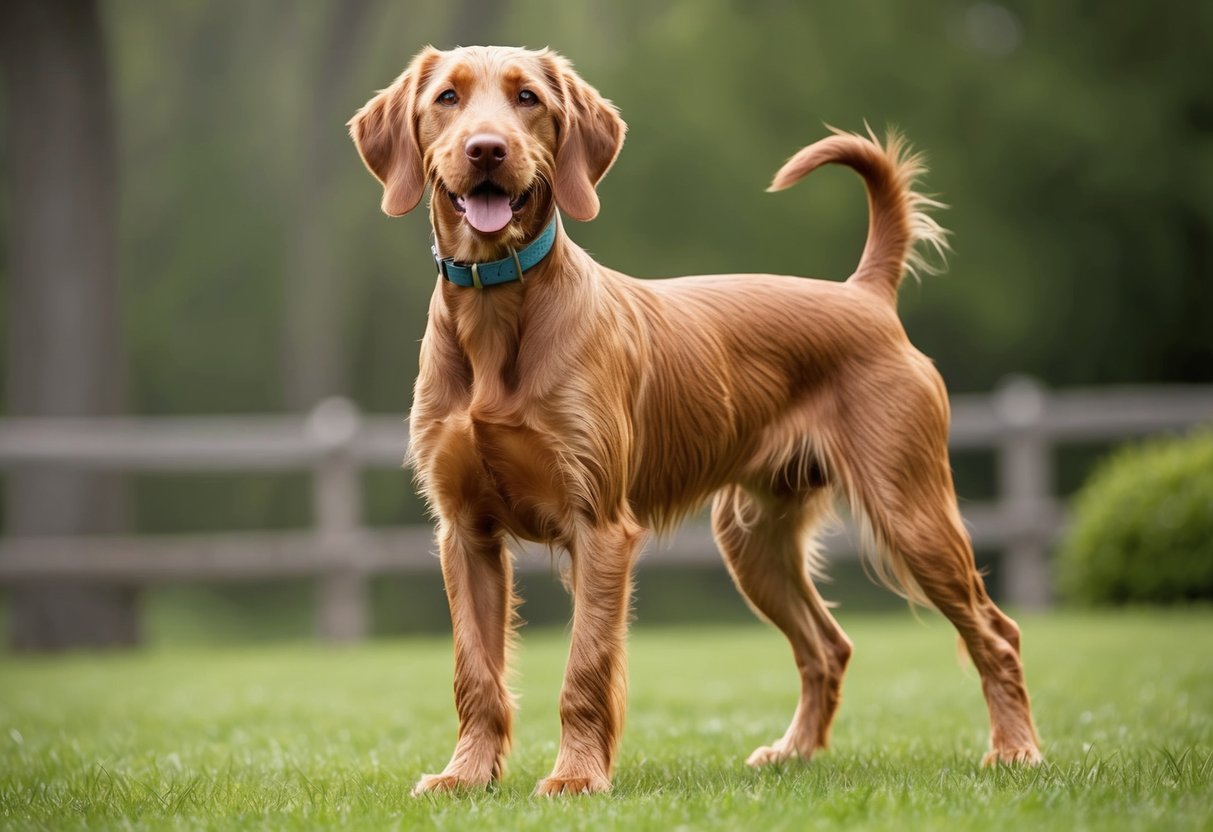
[2, 378, 1211, 639]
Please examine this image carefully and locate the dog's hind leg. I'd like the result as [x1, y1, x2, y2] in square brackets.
[829, 363, 1042, 765]
[712, 486, 853, 766]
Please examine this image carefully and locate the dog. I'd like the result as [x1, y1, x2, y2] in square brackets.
[349, 45, 1042, 796]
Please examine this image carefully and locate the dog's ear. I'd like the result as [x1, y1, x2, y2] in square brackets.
[542, 51, 626, 222]
[348, 47, 442, 217]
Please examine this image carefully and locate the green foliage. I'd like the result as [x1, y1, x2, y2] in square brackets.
[1, 613, 1211, 830]
[6, 1, 1212, 538]
[1057, 430, 1213, 605]
[97, 0, 1213, 416]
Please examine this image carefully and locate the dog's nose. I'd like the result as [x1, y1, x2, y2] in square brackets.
[464, 133, 508, 172]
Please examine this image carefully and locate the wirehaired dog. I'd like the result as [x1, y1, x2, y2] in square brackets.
[349, 45, 1042, 796]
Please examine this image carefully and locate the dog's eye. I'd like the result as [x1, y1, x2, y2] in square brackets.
[517, 89, 539, 107]
[437, 89, 458, 106]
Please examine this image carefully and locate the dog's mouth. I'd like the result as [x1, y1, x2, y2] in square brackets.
[446, 181, 532, 234]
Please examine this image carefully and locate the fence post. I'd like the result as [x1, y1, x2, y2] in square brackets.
[994, 376, 1052, 610]
[308, 397, 367, 642]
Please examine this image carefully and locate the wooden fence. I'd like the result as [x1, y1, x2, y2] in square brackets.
[1, 378, 1210, 640]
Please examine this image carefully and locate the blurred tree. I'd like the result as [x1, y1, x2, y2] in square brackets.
[281, 0, 377, 408]
[4, 0, 1208, 555]
[281, 0, 510, 410]
[0, 0, 137, 648]
[449, 0, 507, 45]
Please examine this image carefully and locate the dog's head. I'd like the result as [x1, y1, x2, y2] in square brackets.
[349, 46, 626, 261]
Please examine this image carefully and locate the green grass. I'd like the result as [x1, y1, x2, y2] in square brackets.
[1, 611, 1211, 830]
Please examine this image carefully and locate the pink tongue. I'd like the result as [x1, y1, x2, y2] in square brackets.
[463, 192, 513, 233]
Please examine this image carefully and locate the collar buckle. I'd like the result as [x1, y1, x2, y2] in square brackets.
[431, 244, 449, 280]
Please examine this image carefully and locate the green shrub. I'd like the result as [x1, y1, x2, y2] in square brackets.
[1057, 429, 1213, 605]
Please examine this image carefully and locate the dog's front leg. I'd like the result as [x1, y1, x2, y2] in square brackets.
[413, 520, 516, 795]
[536, 520, 645, 796]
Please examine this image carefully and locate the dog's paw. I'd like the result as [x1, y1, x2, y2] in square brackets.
[746, 744, 787, 767]
[411, 772, 491, 796]
[746, 739, 815, 768]
[981, 746, 1043, 767]
[534, 774, 610, 796]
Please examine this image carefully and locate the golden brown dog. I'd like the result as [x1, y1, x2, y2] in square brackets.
[349, 45, 1042, 796]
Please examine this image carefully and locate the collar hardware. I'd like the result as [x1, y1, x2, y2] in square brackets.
[433, 214, 558, 289]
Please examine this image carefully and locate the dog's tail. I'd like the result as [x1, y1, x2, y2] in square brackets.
[768, 125, 950, 302]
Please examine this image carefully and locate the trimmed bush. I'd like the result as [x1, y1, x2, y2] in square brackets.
[1057, 429, 1213, 605]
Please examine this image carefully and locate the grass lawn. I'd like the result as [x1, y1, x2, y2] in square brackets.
[1, 610, 1210, 830]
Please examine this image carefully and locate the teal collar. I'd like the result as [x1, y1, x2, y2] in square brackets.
[433, 214, 558, 289]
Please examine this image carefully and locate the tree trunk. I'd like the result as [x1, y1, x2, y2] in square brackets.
[281, 0, 376, 409]
[0, 0, 137, 649]
[280, 0, 509, 410]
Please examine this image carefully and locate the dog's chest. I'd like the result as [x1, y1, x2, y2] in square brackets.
[422, 409, 574, 542]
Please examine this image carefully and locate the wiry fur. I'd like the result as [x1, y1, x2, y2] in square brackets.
[349, 45, 1042, 797]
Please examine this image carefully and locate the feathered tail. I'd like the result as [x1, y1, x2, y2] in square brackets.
[768, 125, 950, 302]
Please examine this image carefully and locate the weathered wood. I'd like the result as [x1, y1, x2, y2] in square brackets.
[0, 385, 1210, 635]
[995, 377, 1053, 610]
[309, 399, 368, 642]
[3, 386, 1209, 469]
[0, 501, 1064, 582]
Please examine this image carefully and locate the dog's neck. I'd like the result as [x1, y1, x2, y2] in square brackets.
[430, 215, 597, 400]
[434, 212, 576, 305]
[430, 201, 577, 286]
[432, 214, 560, 290]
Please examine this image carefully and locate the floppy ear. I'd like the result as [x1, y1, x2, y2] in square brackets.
[348, 48, 441, 217]
[543, 52, 627, 222]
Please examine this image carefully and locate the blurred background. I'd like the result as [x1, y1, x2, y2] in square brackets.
[0, 0, 1210, 651]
